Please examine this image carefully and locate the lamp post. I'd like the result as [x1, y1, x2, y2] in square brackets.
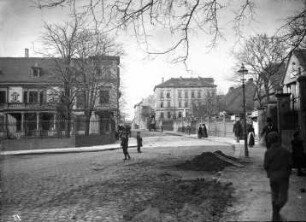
[238, 63, 249, 157]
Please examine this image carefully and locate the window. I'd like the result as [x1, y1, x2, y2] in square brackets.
[167, 112, 171, 119]
[178, 112, 182, 118]
[0, 91, 6, 104]
[23, 91, 28, 103]
[184, 101, 188, 107]
[198, 90, 201, 98]
[185, 91, 188, 98]
[39, 91, 44, 104]
[160, 112, 164, 119]
[191, 91, 195, 98]
[29, 91, 38, 103]
[76, 93, 85, 108]
[167, 101, 171, 107]
[160, 101, 163, 108]
[178, 90, 182, 98]
[166, 91, 171, 98]
[160, 91, 164, 99]
[31, 67, 41, 78]
[178, 101, 182, 108]
[100, 90, 110, 104]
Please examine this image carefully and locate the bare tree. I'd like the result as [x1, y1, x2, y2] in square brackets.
[40, 18, 81, 137]
[34, 0, 255, 63]
[234, 34, 288, 107]
[191, 90, 217, 118]
[278, 3, 306, 53]
[40, 16, 123, 136]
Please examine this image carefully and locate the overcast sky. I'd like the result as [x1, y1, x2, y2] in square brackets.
[0, 0, 304, 119]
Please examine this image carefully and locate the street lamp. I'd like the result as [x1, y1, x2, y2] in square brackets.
[238, 63, 249, 157]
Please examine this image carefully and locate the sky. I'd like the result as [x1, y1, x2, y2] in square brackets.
[0, 0, 304, 120]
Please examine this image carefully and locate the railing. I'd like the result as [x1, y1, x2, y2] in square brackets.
[0, 119, 114, 139]
[1, 103, 55, 110]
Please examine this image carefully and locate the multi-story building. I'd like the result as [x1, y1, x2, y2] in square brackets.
[153, 77, 217, 121]
[0, 52, 120, 139]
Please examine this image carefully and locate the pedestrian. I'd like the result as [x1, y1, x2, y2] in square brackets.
[233, 120, 243, 143]
[264, 132, 292, 221]
[291, 131, 305, 176]
[136, 131, 143, 153]
[186, 125, 191, 135]
[198, 124, 203, 139]
[202, 124, 208, 138]
[121, 132, 131, 160]
[261, 117, 278, 149]
[247, 124, 255, 147]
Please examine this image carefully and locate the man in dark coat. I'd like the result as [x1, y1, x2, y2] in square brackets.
[291, 131, 305, 176]
[121, 133, 131, 160]
[261, 117, 278, 149]
[264, 132, 292, 221]
[233, 120, 243, 143]
[136, 131, 143, 153]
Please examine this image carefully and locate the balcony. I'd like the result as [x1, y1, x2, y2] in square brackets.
[0, 102, 56, 111]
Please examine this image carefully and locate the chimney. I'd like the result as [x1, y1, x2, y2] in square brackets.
[25, 48, 29, 57]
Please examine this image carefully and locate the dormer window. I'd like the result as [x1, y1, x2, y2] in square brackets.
[31, 67, 42, 78]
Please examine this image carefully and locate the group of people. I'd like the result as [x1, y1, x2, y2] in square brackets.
[233, 120, 255, 147]
[120, 129, 143, 161]
[260, 117, 305, 221]
[197, 123, 208, 138]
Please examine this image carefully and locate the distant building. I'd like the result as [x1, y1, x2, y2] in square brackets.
[153, 77, 217, 122]
[133, 95, 155, 129]
[0, 51, 120, 138]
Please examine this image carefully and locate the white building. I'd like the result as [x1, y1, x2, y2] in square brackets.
[153, 77, 217, 121]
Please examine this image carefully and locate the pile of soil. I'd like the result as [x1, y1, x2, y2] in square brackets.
[177, 151, 235, 172]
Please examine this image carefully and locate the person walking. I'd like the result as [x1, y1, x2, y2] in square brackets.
[136, 131, 143, 153]
[247, 124, 255, 147]
[202, 124, 208, 138]
[233, 120, 243, 143]
[291, 131, 305, 176]
[121, 132, 131, 160]
[186, 125, 191, 135]
[261, 117, 278, 149]
[264, 132, 292, 221]
[198, 125, 203, 139]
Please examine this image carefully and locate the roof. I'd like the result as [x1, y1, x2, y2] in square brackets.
[294, 48, 306, 70]
[154, 77, 216, 90]
[0, 57, 58, 84]
[224, 79, 255, 114]
[0, 56, 120, 84]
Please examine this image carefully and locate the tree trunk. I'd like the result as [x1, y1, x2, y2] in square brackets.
[84, 111, 91, 136]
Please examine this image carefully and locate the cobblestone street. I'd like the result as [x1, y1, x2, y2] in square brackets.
[1, 136, 234, 222]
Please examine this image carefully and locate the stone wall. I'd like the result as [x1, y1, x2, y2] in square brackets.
[1, 133, 116, 151]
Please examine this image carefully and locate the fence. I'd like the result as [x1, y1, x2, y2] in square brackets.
[0, 118, 114, 140]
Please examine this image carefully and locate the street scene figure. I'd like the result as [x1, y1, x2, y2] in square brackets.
[136, 131, 143, 153]
[197, 125, 203, 139]
[202, 124, 208, 138]
[233, 120, 243, 143]
[264, 132, 292, 221]
[247, 124, 255, 147]
[261, 117, 278, 149]
[291, 131, 306, 176]
[121, 133, 131, 160]
[186, 125, 191, 135]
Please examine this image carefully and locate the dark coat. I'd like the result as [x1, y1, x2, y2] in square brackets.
[261, 124, 278, 148]
[137, 135, 143, 147]
[264, 143, 292, 182]
[233, 121, 243, 138]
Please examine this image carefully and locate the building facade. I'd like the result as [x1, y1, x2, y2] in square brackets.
[133, 95, 155, 129]
[0, 54, 120, 139]
[153, 77, 217, 122]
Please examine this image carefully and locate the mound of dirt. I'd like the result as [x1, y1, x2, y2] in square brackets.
[177, 151, 234, 172]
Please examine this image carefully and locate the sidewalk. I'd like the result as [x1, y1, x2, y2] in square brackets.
[222, 142, 306, 221]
